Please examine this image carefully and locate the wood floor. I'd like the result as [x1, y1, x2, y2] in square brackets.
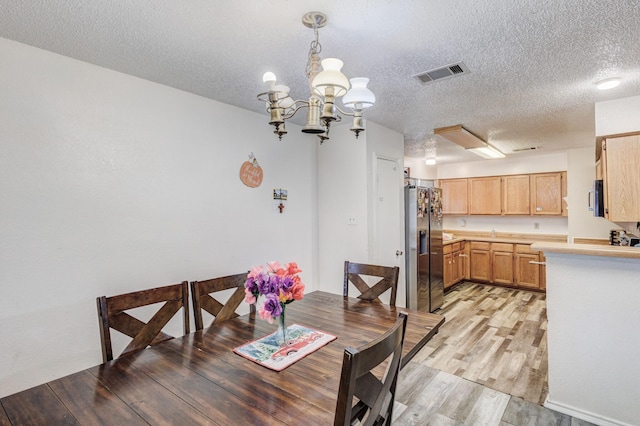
[393, 282, 596, 425]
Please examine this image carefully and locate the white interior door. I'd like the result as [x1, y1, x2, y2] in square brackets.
[374, 156, 405, 306]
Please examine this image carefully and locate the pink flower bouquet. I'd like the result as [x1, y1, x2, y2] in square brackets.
[244, 261, 305, 323]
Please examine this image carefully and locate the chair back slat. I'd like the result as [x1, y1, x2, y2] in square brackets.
[96, 281, 190, 363]
[344, 261, 400, 306]
[191, 272, 249, 330]
[334, 313, 408, 426]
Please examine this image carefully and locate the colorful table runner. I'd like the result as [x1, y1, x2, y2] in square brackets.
[233, 324, 337, 371]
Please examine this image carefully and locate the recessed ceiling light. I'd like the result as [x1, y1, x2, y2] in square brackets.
[596, 77, 621, 90]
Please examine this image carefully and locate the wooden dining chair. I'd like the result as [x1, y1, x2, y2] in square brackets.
[344, 261, 400, 306]
[96, 281, 190, 363]
[190, 272, 252, 330]
[334, 312, 408, 426]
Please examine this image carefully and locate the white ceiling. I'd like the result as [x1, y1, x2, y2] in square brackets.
[2, 0, 639, 164]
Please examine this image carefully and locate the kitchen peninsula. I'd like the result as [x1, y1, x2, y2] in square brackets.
[531, 242, 640, 426]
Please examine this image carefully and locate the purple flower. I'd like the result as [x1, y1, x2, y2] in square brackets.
[281, 276, 294, 291]
[245, 277, 258, 294]
[257, 272, 272, 294]
[263, 294, 283, 317]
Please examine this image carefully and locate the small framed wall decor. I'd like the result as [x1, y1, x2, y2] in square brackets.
[273, 188, 287, 213]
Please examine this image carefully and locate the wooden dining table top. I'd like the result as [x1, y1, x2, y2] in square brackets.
[0, 291, 445, 425]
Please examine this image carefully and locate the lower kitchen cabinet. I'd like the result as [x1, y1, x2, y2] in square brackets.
[465, 240, 545, 290]
[444, 252, 454, 289]
[444, 242, 466, 289]
[456, 241, 467, 282]
[515, 244, 543, 289]
[492, 244, 514, 285]
[469, 242, 491, 282]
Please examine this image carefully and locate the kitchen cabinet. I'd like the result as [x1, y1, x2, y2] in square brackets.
[443, 252, 454, 289]
[530, 172, 563, 215]
[469, 241, 491, 282]
[514, 244, 542, 289]
[441, 172, 565, 217]
[502, 175, 531, 215]
[456, 241, 467, 282]
[601, 134, 640, 222]
[443, 242, 466, 289]
[466, 241, 545, 290]
[491, 243, 514, 285]
[440, 179, 468, 215]
[469, 177, 501, 215]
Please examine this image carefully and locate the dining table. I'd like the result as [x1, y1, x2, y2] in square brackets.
[0, 291, 444, 425]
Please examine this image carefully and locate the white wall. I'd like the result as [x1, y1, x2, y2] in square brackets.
[436, 151, 568, 179]
[403, 156, 437, 180]
[317, 124, 368, 295]
[0, 38, 318, 397]
[317, 120, 405, 302]
[544, 252, 640, 425]
[595, 95, 640, 136]
[566, 148, 617, 241]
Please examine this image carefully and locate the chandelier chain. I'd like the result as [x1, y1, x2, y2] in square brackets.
[305, 26, 322, 80]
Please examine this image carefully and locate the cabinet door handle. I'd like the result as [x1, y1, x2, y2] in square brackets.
[459, 254, 468, 257]
[528, 261, 546, 265]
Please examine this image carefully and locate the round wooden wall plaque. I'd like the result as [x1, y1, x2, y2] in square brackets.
[239, 160, 263, 188]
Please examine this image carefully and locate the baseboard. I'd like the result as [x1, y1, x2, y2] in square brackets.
[544, 396, 634, 426]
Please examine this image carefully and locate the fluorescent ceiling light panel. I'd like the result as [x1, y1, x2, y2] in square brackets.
[468, 145, 505, 159]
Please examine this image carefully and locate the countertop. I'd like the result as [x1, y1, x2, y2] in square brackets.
[531, 241, 640, 259]
[443, 231, 567, 246]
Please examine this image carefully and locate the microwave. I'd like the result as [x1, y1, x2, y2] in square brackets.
[588, 179, 604, 217]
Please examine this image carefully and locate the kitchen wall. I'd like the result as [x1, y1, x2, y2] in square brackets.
[0, 38, 318, 397]
[403, 156, 437, 180]
[566, 148, 617, 241]
[595, 94, 640, 136]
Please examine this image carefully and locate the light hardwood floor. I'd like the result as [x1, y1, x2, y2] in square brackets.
[394, 282, 596, 425]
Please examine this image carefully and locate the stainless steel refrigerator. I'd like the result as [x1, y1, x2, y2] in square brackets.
[405, 183, 444, 312]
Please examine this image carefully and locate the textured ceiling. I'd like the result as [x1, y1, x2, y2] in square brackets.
[2, 0, 639, 164]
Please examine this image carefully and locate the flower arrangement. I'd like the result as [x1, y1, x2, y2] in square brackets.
[244, 261, 305, 323]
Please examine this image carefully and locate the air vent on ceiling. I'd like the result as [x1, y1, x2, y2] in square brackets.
[512, 146, 540, 152]
[413, 61, 470, 85]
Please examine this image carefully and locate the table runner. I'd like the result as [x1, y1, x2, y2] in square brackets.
[234, 323, 337, 371]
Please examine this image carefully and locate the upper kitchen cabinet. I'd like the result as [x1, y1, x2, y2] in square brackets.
[502, 174, 531, 215]
[530, 172, 564, 216]
[440, 171, 566, 217]
[601, 134, 640, 221]
[469, 177, 502, 215]
[441, 178, 469, 215]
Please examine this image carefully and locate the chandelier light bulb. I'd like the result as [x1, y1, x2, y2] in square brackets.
[263, 72, 277, 83]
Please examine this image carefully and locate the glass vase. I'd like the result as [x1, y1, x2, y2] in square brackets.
[276, 307, 288, 347]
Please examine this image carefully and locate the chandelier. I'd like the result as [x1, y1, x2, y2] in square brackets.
[257, 12, 375, 143]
